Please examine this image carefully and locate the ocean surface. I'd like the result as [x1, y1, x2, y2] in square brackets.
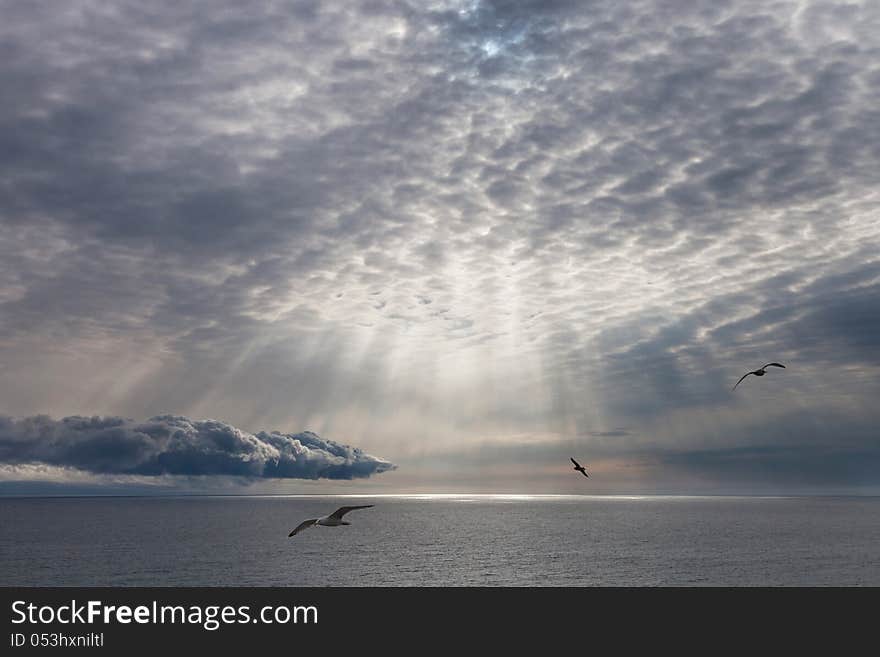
[2, 495, 879, 586]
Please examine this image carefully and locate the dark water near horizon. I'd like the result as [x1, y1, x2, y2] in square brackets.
[1, 495, 879, 586]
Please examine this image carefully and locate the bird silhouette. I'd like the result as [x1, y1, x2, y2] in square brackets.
[733, 362, 786, 390]
[288, 504, 374, 537]
[570, 457, 589, 478]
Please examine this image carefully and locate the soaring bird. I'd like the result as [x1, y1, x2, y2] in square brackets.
[733, 362, 786, 390]
[288, 504, 374, 537]
[570, 457, 589, 478]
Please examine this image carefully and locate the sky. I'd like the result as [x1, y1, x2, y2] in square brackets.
[0, 0, 879, 495]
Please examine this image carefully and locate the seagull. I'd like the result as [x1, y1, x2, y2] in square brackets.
[288, 504, 374, 537]
[733, 362, 786, 390]
[570, 457, 589, 478]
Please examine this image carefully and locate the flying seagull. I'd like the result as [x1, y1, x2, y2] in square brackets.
[288, 504, 374, 537]
[570, 457, 589, 478]
[733, 362, 786, 390]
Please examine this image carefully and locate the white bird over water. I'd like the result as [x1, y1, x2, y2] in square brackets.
[733, 362, 786, 390]
[288, 505, 374, 537]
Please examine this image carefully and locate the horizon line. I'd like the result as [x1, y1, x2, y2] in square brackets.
[1, 491, 878, 500]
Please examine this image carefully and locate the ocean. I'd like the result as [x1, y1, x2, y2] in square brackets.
[1, 495, 878, 586]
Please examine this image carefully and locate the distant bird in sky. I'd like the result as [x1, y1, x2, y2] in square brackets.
[570, 457, 589, 478]
[733, 362, 786, 390]
[288, 504, 374, 537]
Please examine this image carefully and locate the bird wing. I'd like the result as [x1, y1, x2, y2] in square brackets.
[328, 504, 374, 521]
[580, 470, 589, 478]
[288, 518, 317, 537]
[570, 457, 582, 468]
[763, 363, 785, 369]
[732, 372, 753, 390]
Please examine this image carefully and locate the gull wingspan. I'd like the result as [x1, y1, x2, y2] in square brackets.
[288, 518, 318, 537]
[327, 504, 374, 521]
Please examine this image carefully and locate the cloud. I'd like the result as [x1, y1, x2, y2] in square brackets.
[656, 444, 880, 489]
[0, 414, 396, 480]
[587, 428, 632, 438]
[0, 1, 878, 491]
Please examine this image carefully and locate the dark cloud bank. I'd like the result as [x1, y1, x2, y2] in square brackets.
[0, 414, 395, 480]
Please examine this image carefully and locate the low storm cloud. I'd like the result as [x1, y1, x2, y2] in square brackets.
[0, 414, 395, 480]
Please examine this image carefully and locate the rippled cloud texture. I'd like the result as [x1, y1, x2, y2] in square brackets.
[1, 0, 879, 492]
